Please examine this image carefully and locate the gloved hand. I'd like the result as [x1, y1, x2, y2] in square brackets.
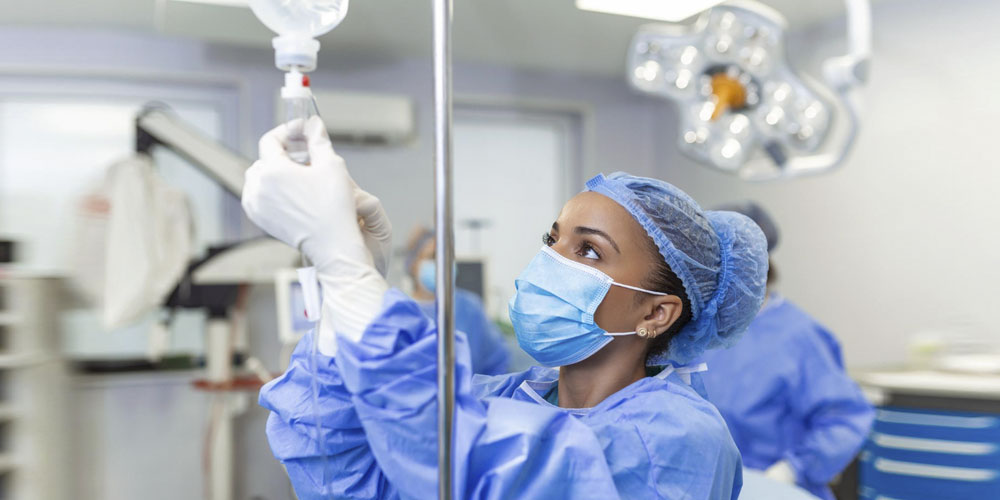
[243, 117, 388, 355]
[763, 459, 797, 484]
[247, 117, 392, 276]
[353, 180, 392, 278]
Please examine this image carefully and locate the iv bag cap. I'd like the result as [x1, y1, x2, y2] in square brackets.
[273, 35, 320, 72]
[281, 71, 313, 99]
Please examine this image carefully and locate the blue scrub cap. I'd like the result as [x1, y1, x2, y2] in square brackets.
[713, 201, 780, 252]
[585, 173, 769, 365]
[404, 228, 434, 274]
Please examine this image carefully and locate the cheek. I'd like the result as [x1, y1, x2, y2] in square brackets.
[593, 286, 642, 332]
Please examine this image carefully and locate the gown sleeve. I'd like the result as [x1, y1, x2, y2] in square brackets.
[258, 330, 399, 499]
[262, 289, 620, 500]
[783, 322, 875, 485]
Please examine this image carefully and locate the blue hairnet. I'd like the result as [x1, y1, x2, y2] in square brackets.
[585, 173, 769, 365]
[713, 201, 780, 252]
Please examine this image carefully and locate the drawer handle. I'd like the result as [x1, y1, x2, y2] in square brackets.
[873, 432, 997, 455]
[874, 457, 998, 481]
[877, 410, 998, 429]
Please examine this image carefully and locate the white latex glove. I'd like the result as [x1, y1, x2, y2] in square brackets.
[763, 460, 797, 484]
[243, 117, 388, 355]
[353, 180, 392, 278]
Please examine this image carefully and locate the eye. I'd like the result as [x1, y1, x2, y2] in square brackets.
[542, 232, 556, 247]
[578, 242, 600, 260]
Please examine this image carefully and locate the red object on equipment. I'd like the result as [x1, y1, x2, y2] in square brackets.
[192, 375, 274, 392]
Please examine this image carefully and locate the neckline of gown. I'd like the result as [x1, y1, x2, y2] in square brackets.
[515, 371, 673, 416]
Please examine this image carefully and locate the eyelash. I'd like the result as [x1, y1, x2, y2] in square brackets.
[542, 232, 601, 260]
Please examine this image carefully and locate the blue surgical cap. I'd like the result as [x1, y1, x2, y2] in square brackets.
[585, 173, 769, 365]
[713, 201, 780, 252]
[404, 228, 434, 273]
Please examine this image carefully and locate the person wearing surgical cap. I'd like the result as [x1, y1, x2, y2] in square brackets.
[404, 227, 510, 375]
[244, 117, 770, 499]
[700, 201, 874, 500]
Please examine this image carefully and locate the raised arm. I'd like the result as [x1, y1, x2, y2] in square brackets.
[259, 331, 397, 499]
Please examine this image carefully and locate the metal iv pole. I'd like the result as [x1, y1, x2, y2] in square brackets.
[432, 0, 456, 499]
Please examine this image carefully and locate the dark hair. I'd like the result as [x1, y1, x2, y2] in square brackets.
[767, 258, 777, 286]
[639, 236, 693, 363]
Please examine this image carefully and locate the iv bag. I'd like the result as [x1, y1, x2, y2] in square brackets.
[251, 0, 350, 71]
[249, 0, 350, 38]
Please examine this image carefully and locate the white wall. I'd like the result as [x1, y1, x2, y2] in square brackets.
[453, 110, 573, 317]
[657, 0, 1000, 368]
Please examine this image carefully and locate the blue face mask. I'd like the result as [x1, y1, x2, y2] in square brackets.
[508, 246, 667, 367]
[418, 259, 437, 293]
[418, 259, 459, 294]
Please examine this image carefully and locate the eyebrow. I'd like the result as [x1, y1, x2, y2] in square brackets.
[551, 222, 621, 254]
[576, 226, 621, 254]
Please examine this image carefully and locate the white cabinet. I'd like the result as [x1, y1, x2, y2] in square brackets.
[0, 273, 70, 500]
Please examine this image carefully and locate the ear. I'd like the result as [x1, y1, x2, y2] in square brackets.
[636, 295, 683, 339]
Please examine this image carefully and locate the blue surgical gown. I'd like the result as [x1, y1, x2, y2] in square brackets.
[259, 289, 743, 499]
[417, 288, 510, 375]
[700, 294, 874, 500]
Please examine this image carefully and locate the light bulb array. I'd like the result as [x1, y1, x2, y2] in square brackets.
[628, 2, 833, 174]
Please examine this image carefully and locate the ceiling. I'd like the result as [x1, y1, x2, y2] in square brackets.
[0, 0, 856, 75]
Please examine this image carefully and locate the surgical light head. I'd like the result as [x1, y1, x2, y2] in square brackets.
[628, 0, 871, 180]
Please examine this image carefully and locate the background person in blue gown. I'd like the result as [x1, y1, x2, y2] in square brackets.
[700, 201, 875, 500]
[403, 226, 511, 375]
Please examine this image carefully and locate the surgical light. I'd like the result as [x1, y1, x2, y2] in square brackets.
[576, 0, 726, 23]
[628, 0, 872, 180]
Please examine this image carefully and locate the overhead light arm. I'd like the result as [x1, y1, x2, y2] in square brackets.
[769, 0, 871, 181]
[824, 0, 872, 90]
[136, 106, 250, 197]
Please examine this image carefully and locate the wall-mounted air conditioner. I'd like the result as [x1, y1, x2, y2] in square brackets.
[279, 90, 416, 146]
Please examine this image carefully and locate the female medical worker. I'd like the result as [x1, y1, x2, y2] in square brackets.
[700, 202, 874, 500]
[404, 227, 511, 375]
[243, 117, 769, 500]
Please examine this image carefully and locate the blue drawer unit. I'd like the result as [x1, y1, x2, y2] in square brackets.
[859, 407, 1000, 500]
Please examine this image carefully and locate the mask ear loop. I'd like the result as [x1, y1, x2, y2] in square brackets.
[604, 330, 639, 337]
[601, 281, 668, 336]
[610, 281, 667, 296]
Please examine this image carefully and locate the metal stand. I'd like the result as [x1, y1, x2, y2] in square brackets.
[432, 0, 455, 498]
[205, 318, 234, 500]
[199, 316, 254, 500]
